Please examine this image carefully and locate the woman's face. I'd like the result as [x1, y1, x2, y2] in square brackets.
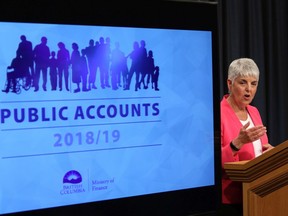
[228, 75, 258, 108]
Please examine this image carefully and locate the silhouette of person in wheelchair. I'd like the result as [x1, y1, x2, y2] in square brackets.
[2, 51, 30, 94]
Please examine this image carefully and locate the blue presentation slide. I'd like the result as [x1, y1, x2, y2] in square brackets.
[0, 22, 215, 214]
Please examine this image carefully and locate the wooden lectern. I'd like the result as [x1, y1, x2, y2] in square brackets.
[224, 140, 288, 216]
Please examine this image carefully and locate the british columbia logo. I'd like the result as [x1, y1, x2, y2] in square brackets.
[60, 170, 85, 195]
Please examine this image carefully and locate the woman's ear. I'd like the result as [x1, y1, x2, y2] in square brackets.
[227, 79, 232, 93]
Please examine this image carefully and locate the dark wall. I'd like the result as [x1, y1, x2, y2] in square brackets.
[218, 0, 288, 146]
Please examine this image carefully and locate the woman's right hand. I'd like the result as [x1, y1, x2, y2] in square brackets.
[233, 122, 267, 150]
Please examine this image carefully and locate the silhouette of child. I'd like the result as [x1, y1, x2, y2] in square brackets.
[152, 66, 160, 91]
[49, 51, 58, 91]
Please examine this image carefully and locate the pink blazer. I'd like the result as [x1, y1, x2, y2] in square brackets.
[221, 95, 268, 204]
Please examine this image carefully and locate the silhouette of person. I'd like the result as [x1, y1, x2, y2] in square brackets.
[94, 41, 100, 86]
[17, 35, 33, 87]
[49, 51, 58, 91]
[98, 36, 111, 89]
[145, 50, 155, 89]
[71, 42, 81, 93]
[110, 41, 125, 90]
[33, 36, 50, 91]
[79, 49, 89, 92]
[125, 41, 141, 91]
[152, 66, 160, 91]
[138, 40, 148, 89]
[57, 42, 70, 91]
[2, 51, 24, 93]
[98, 37, 105, 89]
[84, 39, 97, 90]
[104, 37, 111, 87]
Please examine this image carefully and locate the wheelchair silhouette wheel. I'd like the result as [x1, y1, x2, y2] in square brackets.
[14, 78, 22, 94]
[20, 76, 31, 91]
[12, 76, 30, 94]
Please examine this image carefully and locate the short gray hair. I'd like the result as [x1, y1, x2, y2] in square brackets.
[228, 58, 260, 83]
